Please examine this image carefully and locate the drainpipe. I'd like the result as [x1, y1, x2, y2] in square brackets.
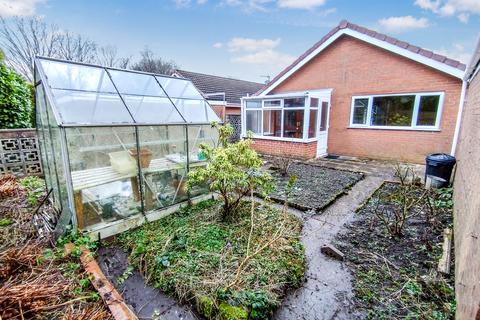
[450, 79, 467, 156]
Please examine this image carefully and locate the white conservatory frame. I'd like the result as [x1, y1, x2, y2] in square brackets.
[241, 89, 332, 143]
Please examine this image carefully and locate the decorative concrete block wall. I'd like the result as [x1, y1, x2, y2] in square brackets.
[0, 129, 42, 177]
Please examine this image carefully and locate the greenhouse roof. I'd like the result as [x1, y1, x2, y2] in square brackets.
[35, 57, 221, 126]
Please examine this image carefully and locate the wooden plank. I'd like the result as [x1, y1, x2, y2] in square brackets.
[74, 191, 84, 230]
[438, 228, 452, 274]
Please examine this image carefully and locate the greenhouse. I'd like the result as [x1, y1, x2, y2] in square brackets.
[34, 57, 220, 238]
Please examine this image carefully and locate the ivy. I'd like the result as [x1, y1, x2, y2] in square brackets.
[0, 56, 34, 129]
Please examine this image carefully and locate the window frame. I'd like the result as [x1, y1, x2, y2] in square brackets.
[242, 96, 322, 142]
[349, 92, 444, 131]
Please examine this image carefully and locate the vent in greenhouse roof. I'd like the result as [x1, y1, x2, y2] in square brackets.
[35, 57, 221, 126]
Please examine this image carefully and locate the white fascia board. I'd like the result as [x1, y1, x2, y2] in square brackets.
[260, 29, 465, 96]
[245, 89, 332, 100]
[207, 100, 227, 106]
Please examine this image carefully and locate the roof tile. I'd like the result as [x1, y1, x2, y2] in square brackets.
[374, 33, 387, 41]
[432, 53, 447, 63]
[396, 41, 409, 49]
[407, 45, 421, 53]
[418, 48, 433, 58]
[174, 70, 264, 105]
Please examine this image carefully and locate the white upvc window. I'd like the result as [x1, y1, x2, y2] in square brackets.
[350, 92, 444, 130]
[244, 96, 307, 140]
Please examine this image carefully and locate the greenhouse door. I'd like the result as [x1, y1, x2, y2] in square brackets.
[316, 100, 330, 157]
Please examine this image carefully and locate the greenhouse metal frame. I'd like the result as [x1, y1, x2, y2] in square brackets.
[34, 57, 220, 238]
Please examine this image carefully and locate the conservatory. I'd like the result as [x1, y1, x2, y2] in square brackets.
[34, 57, 220, 238]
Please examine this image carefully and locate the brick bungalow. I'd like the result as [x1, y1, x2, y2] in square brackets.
[241, 20, 466, 163]
[173, 69, 264, 140]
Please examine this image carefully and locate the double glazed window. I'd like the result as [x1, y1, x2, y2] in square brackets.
[245, 98, 307, 139]
[351, 92, 443, 129]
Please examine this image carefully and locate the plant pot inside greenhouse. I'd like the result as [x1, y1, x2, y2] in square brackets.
[34, 57, 220, 238]
[129, 148, 153, 168]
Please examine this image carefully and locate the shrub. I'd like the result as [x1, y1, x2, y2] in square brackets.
[372, 165, 427, 236]
[0, 56, 34, 129]
[187, 123, 273, 220]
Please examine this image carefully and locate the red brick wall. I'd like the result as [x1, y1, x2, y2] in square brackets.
[211, 105, 225, 120]
[270, 35, 462, 163]
[225, 106, 241, 116]
[211, 104, 240, 121]
[453, 68, 480, 319]
[251, 139, 317, 160]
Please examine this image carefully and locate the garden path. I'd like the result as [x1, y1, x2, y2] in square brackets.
[274, 174, 386, 320]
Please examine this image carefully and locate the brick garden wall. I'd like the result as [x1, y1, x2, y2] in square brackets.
[251, 139, 317, 160]
[453, 71, 480, 319]
[270, 35, 462, 163]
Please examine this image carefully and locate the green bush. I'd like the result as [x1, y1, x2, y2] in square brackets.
[187, 123, 273, 221]
[0, 56, 34, 129]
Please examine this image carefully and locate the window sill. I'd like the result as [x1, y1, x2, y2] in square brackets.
[242, 135, 318, 143]
[347, 126, 441, 132]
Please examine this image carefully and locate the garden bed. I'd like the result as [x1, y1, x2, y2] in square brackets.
[334, 181, 455, 319]
[267, 162, 363, 212]
[116, 199, 305, 320]
[0, 175, 112, 319]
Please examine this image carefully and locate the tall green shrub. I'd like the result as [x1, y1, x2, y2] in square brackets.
[187, 123, 273, 221]
[0, 54, 34, 129]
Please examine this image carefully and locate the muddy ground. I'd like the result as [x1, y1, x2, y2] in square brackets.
[96, 245, 196, 320]
[267, 162, 363, 212]
[334, 182, 455, 319]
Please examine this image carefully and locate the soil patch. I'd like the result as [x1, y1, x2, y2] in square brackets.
[268, 162, 363, 212]
[96, 245, 195, 319]
[334, 182, 455, 319]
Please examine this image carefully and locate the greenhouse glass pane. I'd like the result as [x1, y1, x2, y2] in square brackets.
[174, 99, 210, 122]
[40, 59, 116, 93]
[46, 96, 71, 216]
[206, 104, 221, 122]
[156, 76, 203, 99]
[108, 70, 166, 97]
[35, 85, 54, 203]
[51, 89, 134, 124]
[187, 124, 218, 198]
[39, 92, 62, 210]
[65, 127, 141, 230]
[122, 95, 184, 124]
[138, 125, 188, 212]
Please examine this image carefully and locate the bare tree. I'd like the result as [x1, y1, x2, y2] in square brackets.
[130, 47, 177, 75]
[0, 17, 61, 81]
[97, 45, 131, 68]
[0, 17, 100, 81]
[57, 31, 97, 63]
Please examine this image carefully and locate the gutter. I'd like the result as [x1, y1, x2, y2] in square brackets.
[450, 79, 467, 156]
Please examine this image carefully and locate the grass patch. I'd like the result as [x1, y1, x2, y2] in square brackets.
[117, 199, 305, 319]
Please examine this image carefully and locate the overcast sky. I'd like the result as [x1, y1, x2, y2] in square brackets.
[1, 0, 479, 82]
